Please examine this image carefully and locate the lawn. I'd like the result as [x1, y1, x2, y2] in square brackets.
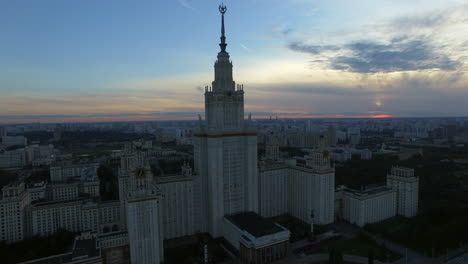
[330, 234, 401, 262]
[305, 233, 401, 263]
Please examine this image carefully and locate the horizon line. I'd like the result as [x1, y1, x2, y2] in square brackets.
[1, 114, 467, 126]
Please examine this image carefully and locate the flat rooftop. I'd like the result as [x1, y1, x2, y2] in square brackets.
[344, 185, 393, 196]
[225, 211, 283, 238]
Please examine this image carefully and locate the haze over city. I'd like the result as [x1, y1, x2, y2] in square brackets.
[2, 2, 468, 264]
[1, 0, 467, 124]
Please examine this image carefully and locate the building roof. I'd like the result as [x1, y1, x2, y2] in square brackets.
[343, 185, 394, 199]
[225, 211, 283, 238]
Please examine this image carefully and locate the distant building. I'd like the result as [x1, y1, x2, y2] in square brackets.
[0, 126, 6, 137]
[0, 182, 30, 242]
[387, 166, 419, 217]
[328, 125, 337, 147]
[53, 124, 63, 142]
[338, 186, 396, 227]
[50, 163, 99, 183]
[1, 135, 27, 147]
[0, 148, 26, 168]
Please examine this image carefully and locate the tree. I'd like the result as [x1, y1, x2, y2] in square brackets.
[335, 250, 343, 264]
[368, 247, 374, 264]
[328, 247, 335, 264]
[379, 244, 388, 262]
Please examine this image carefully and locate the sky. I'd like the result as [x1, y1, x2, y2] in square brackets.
[1, 0, 468, 123]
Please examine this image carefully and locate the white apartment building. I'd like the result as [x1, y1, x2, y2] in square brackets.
[0, 182, 30, 242]
[28, 181, 46, 202]
[0, 149, 26, 168]
[47, 182, 80, 201]
[50, 163, 99, 183]
[30, 199, 83, 237]
[98, 200, 120, 232]
[259, 149, 335, 225]
[387, 166, 419, 217]
[29, 199, 121, 238]
[155, 165, 196, 239]
[340, 186, 396, 227]
[46, 178, 100, 201]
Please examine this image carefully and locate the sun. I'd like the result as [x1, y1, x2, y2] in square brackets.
[375, 99, 383, 107]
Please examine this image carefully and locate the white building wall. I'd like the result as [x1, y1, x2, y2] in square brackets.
[47, 183, 80, 201]
[387, 174, 419, 217]
[82, 202, 99, 233]
[259, 167, 288, 218]
[127, 198, 163, 264]
[288, 169, 312, 223]
[98, 201, 120, 230]
[342, 190, 396, 227]
[259, 163, 335, 225]
[0, 191, 29, 242]
[158, 178, 195, 239]
[30, 200, 83, 237]
[313, 172, 335, 224]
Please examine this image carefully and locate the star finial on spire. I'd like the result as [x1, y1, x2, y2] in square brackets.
[219, 4, 227, 52]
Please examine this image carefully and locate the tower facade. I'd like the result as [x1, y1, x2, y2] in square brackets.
[119, 141, 164, 264]
[387, 166, 419, 217]
[193, 5, 258, 237]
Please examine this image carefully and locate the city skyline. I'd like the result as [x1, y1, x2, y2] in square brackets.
[1, 0, 468, 124]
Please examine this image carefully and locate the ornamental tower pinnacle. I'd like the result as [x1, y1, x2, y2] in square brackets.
[219, 4, 227, 52]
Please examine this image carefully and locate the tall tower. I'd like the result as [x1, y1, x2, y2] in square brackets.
[193, 4, 258, 237]
[122, 143, 164, 264]
[387, 166, 419, 217]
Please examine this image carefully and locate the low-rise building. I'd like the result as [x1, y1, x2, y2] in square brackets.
[50, 163, 99, 183]
[339, 186, 396, 227]
[259, 148, 335, 225]
[223, 211, 290, 264]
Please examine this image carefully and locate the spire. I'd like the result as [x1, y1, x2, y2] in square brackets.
[219, 4, 227, 52]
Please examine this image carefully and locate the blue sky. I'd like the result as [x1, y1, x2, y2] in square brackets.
[1, 0, 467, 123]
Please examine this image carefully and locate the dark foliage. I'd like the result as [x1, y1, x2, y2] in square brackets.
[22, 131, 53, 143]
[0, 230, 75, 264]
[97, 163, 119, 200]
[279, 146, 307, 157]
[26, 169, 49, 184]
[0, 170, 17, 188]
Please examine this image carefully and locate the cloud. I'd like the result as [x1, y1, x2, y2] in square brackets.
[177, 0, 196, 11]
[286, 6, 468, 73]
[288, 42, 340, 55]
[289, 37, 461, 73]
[330, 38, 460, 73]
[273, 24, 293, 36]
[240, 43, 251, 52]
[256, 83, 369, 96]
